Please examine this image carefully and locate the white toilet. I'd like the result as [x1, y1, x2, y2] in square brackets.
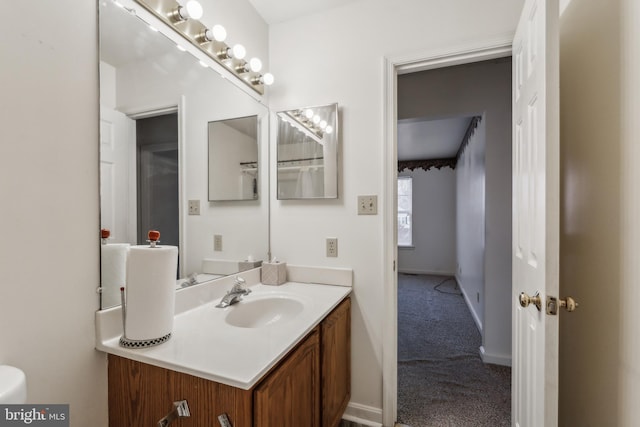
[0, 365, 27, 404]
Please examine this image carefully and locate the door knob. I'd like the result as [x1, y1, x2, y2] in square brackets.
[546, 296, 579, 315]
[519, 291, 542, 311]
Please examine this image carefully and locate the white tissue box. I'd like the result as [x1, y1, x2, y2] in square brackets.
[261, 262, 287, 285]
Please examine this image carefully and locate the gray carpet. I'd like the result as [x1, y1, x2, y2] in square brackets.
[397, 274, 511, 427]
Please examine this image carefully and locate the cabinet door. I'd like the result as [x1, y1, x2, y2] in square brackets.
[108, 355, 253, 427]
[254, 328, 320, 427]
[321, 297, 351, 427]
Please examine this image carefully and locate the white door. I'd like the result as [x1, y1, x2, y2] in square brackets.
[512, 0, 560, 426]
[100, 107, 135, 243]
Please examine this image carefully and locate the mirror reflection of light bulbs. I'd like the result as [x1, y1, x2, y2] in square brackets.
[212, 24, 226, 41]
[262, 73, 274, 85]
[232, 44, 246, 60]
[313, 115, 321, 124]
[305, 109, 314, 119]
[249, 58, 262, 72]
[185, 0, 203, 19]
[319, 120, 327, 129]
[325, 125, 334, 134]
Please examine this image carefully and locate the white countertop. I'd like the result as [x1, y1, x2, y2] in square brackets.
[96, 276, 351, 390]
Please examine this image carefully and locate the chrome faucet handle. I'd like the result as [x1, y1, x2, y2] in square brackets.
[234, 276, 246, 286]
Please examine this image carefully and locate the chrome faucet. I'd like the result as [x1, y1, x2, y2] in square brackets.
[215, 276, 251, 308]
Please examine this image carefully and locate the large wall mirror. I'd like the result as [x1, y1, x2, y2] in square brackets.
[99, 0, 269, 309]
[276, 103, 339, 199]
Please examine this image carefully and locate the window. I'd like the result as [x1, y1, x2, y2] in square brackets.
[398, 176, 413, 247]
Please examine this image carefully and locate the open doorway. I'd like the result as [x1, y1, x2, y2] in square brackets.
[394, 58, 512, 426]
[135, 112, 180, 275]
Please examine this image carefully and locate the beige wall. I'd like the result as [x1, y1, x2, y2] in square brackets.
[559, 0, 640, 425]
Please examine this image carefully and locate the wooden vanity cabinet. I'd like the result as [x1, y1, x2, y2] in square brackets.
[320, 297, 351, 427]
[108, 354, 253, 426]
[107, 297, 351, 427]
[254, 328, 320, 426]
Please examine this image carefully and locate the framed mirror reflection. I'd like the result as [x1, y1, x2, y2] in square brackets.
[276, 103, 339, 199]
[208, 115, 259, 202]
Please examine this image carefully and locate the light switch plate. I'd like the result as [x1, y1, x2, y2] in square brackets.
[358, 195, 378, 215]
[188, 199, 200, 215]
[326, 238, 338, 257]
[214, 234, 223, 251]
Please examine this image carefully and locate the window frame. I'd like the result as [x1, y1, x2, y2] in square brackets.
[397, 175, 413, 248]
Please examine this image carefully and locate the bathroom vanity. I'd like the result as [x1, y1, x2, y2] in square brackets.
[108, 297, 349, 426]
[96, 268, 352, 426]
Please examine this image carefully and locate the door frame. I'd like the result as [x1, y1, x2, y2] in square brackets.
[381, 35, 513, 426]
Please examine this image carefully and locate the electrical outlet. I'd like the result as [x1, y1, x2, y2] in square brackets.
[326, 238, 338, 257]
[357, 195, 378, 215]
[188, 199, 200, 215]
[214, 234, 223, 251]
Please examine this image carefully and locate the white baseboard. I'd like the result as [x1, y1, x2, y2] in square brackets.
[397, 268, 455, 276]
[456, 274, 483, 333]
[343, 402, 383, 426]
[479, 346, 512, 366]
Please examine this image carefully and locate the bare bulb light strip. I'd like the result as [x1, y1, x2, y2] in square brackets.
[133, 0, 273, 95]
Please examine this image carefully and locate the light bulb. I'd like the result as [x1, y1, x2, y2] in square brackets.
[262, 73, 274, 85]
[185, 0, 203, 19]
[325, 125, 334, 134]
[305, 109, 314, 119]
[232, 44, 246, 60]
[249, 57, 262, 72]
[212, 24, 226, 42]
[319, 120, 327, 129]
[313, 115, 321, 124]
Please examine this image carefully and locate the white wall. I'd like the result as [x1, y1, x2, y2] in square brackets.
[456, 119, 486, 332]
[0, 0, 106, 424]
[398, 59, 512, 364]
[0, 0, 268, 425]
[397, 168, 456, 276]
[268, 0, 523, 419]
[559, 0, 640, 425]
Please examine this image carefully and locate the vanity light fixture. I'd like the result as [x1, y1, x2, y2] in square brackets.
[231, 44, 247, 60]
[167, 0, 203, 23]
[197, 24, 227, 44]
[249, 58, 262, 73]
[133, 0, 274, 95]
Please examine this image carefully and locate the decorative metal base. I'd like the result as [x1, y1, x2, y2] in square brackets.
[119, 332, 172, 349]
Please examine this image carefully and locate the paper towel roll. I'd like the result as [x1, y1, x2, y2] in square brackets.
[100, 243, 130, 308]
[125, 245, 178, 341]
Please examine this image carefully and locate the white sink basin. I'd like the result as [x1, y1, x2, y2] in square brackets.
[225, 296, 304, 328]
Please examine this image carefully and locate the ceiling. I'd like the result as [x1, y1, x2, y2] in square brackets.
[247, 0, 361, 25]
[397, 116, 474, 161]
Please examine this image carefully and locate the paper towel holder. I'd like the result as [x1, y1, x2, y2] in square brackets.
[119, 286, 172, 349]
[147, 230, 161, 248]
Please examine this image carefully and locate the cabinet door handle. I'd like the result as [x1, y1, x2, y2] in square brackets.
[158, 400, 190, 427]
